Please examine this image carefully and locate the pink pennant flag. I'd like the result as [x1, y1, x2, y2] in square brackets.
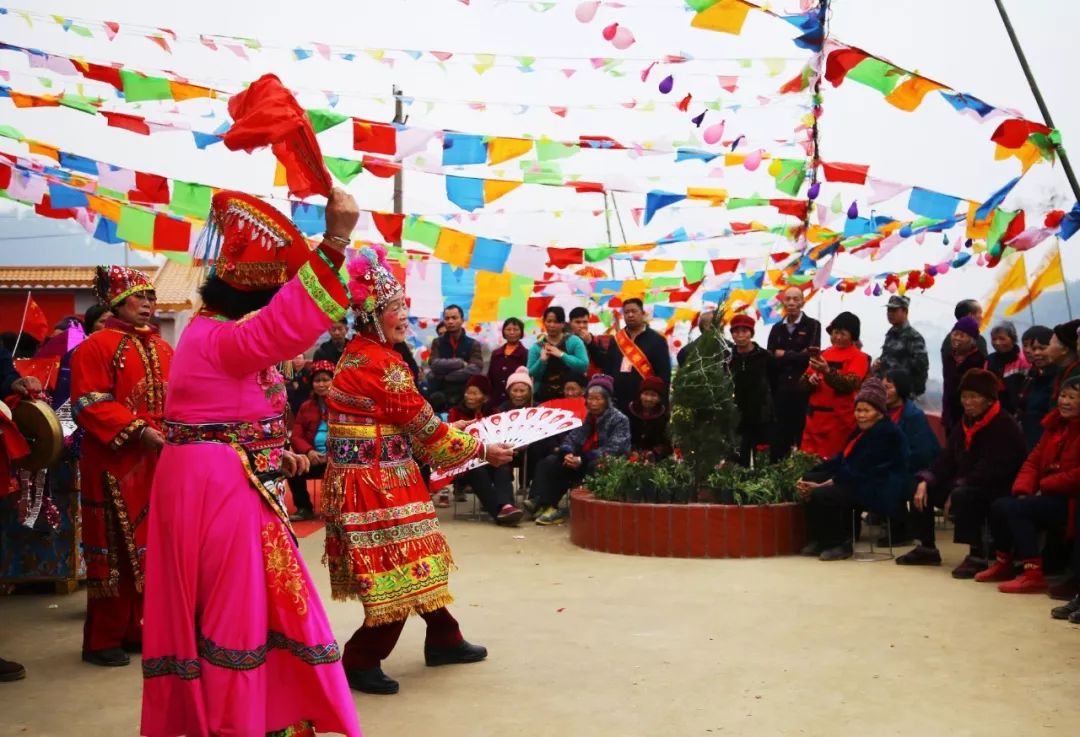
[1005, 226, 1055, 251]
[96, 163, 136, 191]
[562, 69, 576, 78]
[225, 44, 248, 60]
[431, 51, 454, 61]
[104, 21, 120, 40]
[631, 207, 643, 226]
[812, 256, 834, 290]
[313, 42, 332, 60]
[717, 75, 738, 92]
[200, 35, 218, 51]
[550, 107, 568, 117]
[867, 177, 910, 205]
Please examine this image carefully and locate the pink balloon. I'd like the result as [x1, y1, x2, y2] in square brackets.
[576, 0, 600, 22]
[743, 148, 763, 171]
[602, 22, 618, 41]
[612, 26, 635, 49]
[703, 120, 725, 145]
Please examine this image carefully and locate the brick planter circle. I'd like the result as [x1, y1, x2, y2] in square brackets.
[569, 488, 807, 558]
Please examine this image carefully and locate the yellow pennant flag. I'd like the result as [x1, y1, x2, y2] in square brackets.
[1005, 249, 1065, 317]
[691, 0, 752, 35]
[488, 137, 533, 165]
[981, 254, 1028, 330]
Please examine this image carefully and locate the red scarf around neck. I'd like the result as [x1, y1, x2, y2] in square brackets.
[842, 429, 865, 458]
[581, 415, 600, 453]
[961, 401, 1000, 450]
[888, 404, 904, 424]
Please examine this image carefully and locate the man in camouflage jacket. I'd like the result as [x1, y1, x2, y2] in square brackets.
[874, 295, 929, 396]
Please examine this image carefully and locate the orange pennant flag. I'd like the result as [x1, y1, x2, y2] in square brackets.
[981, 255, 1027, 330]
[691, 0, 752, 35]
[1005, 249, 1064, 317]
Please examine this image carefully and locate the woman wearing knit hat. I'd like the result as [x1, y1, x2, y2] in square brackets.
[796, 378, 909, 561]
[729, 314, 774, 466]
[449, 374, 493, 425]
[528, 374, 631, 525]
[799, 312, 871, 460]
[501, 366, 534, 412]
[628, 375, 671, 461]
[942, 316, 990, 433]
[898, 368, 1027, 575]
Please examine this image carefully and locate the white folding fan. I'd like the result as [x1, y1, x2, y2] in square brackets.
[430, 406, 582, 481]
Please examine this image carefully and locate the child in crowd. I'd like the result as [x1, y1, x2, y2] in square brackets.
[628, 376, 671, 461]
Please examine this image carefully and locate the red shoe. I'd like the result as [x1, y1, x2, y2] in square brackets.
[998, 561, 1048, 594]
[974, 553, 1013, 583]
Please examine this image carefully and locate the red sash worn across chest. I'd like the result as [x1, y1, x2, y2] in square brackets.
[615, 330, 654, 380]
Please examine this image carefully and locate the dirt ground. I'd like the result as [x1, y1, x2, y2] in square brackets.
[3, 512, 1079, 737]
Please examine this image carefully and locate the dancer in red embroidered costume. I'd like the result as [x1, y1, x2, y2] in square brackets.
[140, 190, 362, 737]
[324, 245, 514, 695]
[70, 265, 172, 667]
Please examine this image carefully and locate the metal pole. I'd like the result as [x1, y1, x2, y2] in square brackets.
[392, 85, 406, 248]
[1060, 238, 1075, 320]
[994, 0, 1080, 204]
[610, 191, 637, 278]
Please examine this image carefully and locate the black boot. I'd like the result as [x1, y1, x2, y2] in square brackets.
[424, 640, 488, 667]
[345, 667, 400, 695]
[82, 648, 130, 667]
[800, 541, 823, 557]
[0, 658, 26, 682]
[1051, 595, 1080, 621]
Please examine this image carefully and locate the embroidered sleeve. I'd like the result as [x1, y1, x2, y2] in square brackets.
[403, 403, 481, 470]
[297, 254, 348, 323]
[110, 418, 147, 450]
[70, 337, 142, 448]
[823, 370, 862, 394]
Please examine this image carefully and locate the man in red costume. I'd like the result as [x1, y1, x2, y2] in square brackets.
[70, 266, 173, 667]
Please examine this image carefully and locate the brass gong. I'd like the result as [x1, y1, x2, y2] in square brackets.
[12, 399, 63, 470]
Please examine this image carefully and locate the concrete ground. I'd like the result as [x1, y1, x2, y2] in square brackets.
[2, 512, 1079, 737]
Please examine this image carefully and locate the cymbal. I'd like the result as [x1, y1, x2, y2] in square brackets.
[12, 399, 63, 470]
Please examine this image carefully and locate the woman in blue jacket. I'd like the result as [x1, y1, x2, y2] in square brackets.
[797, 378, 910, 561]
[528, 306, 589, 401]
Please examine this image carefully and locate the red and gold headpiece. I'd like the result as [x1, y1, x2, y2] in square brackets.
[308, 360, 337, 377]
[192, 191, 311, 290]
[94, 265, 154, 308]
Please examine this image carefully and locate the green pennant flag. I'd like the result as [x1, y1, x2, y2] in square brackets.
[682, 261, 706, 283]
[119, 70, 173, 102]
[773, 159, 807, 196]
[535, 141, 578, 161]
[116, 205, 155, 246]
[0, 124, 24, 140]
[521, 161, 563, 185]
[171, 181, 212, 218]
[162, 251, 194, 265]
[584, 247, 616, 262]
[307, 109, 350, 134]
[498, 274, 534, 320]
[402, 216, 441, 249]
[727, 197, 770, 210]
[324, 156, 364, 185]
[986, 209, 1019, 257]
[58, 93, 98, 114]
[846, 58, 901, 95]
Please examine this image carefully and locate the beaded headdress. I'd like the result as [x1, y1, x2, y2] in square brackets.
[308, 360, 337, 377]
[93, 265, 154, 308]
[346, 245, 403, 342]
[191, 191, 310, 291]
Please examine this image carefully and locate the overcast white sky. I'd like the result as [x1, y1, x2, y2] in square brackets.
[1, 0, 1077, 385]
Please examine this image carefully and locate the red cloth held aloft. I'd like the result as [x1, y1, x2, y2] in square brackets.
[223, 74, 332, 198]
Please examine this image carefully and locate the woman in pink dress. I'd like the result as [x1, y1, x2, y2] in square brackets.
[141, 189, 362, 737]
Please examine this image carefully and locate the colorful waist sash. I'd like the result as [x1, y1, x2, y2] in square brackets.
[327, 415, 413, 468]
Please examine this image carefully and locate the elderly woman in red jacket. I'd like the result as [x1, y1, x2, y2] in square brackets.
[977, 376, 1080, 597]
[287, 359, 335, 520]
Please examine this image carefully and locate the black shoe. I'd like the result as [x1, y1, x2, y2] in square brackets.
[896, 545, 942, 566]
[424, 640, 488, 667]
[800, 541, 823, 557]
[345, 667, 400, 695]
[82, 648, 130, 667]
[1052, 595, 1080, 621]
[951, 555, 988, 580]
[1070, 609, 1080, 625]
[289, 508, 315, 522]
[819, 544, 853, 562]
[121, 641, 142, 654]
[1049, 577, 1080, 601]
[0, 658, 26, 682]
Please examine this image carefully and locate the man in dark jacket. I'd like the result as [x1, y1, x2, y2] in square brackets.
[767, 287, 821, 459]
[1018, 326, 1059, 449]
[897, 369, 1027, 577]
[313, 319, 349, 365]
[677, 310, 716, 367]
[590, 299, 671, 414]
[728, 314, 773, 465]
[874, 295, 929, 396]
[426, 304, 483, 407]
[942, 317, 987, 434]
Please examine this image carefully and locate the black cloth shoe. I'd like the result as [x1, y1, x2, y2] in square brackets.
[289, 508, 315, 522]
[82, 648, 130, 667]
[345, 667, 400, 695]
[1070, 609, 1080, 625]
[424, 640, 488, 667]
[1049, 577, 1080, 601]
[0, 657, 26, 682]
[819, 544, 853, 562]
[951, 555, 987, 579]
[895, 545, 942, 566]
[1052, 595, 1080, 621]
[800, 541, 823, 557]
[121, 641, 142, 654]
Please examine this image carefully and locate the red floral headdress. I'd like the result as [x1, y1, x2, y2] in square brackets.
[93, 265, 154, 307]
[308, 360, 337, 377]
[347, 245, 403, 341]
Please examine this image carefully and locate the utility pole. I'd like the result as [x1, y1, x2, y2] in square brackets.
[392, 85, 406, 248]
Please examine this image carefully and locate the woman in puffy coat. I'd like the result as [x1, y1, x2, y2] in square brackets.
[287, 359, 336, 520]
[800, 311, 870, 459]
[977, 376, 1080, 596]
